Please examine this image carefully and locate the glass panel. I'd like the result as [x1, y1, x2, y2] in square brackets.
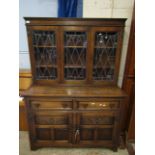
[64, 32, 87, 80]
[32, 30, 57, 80]
[93, 32, 118, 80]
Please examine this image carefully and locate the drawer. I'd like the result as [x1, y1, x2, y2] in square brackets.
[78, 101, 119, 110]
[31, 101, 73, 110]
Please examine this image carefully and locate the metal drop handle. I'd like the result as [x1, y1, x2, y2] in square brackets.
[75, 129, 80, 141]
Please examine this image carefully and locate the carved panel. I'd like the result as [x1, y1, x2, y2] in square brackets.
[97, 128, 113, 140]
[36, 128, 51, 140]
[35, 116, 68, 125]
[81, 116, 114, 125]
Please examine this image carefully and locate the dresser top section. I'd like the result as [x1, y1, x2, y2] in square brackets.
[24, 17, 126, 26]
[21, 86, 127, 98]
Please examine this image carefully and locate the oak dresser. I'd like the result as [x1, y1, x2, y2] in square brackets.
[21, 18, 127, 151]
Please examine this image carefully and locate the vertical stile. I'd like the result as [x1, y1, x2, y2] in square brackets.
[94, 127, 98, 141]
[50, 128, 55, 142]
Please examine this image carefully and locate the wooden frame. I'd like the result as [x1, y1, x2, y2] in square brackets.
[25, 18, 126, 86]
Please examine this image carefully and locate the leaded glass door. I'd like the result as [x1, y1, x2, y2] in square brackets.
[61, 27, 89, 84]
[28, 26, 60, 84]
[91, 27, 123, 85]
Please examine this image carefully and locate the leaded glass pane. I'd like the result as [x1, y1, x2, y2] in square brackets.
[32, 30, 57, 80]
[93, 32, 118, 80]
[64, 32, 87, 80]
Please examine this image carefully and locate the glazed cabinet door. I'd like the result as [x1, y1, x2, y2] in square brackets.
[90, 27, 124, 85]
[27, 26, 61, 84]
[60, 26, 91, 84]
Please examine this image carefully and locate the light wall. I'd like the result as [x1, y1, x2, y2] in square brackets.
[83, 0, 134, 87]
[19, 0, 83, 69]
[19, 0, 58, 69]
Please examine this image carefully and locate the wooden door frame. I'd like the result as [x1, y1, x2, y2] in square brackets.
[90, 27, 124, 86]
[27, 26, 61, 85]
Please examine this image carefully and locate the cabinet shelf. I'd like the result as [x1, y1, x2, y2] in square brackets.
[95, 46, 116, 49]
[36, 65, 57, 68]
[36, 76, 57, 79]
[33, 45, 56, 48]
[93, 66, 114, 69]
[64, 65, 86, 68]
[64, 46, 86, 48]
[64, 76, 85, 80]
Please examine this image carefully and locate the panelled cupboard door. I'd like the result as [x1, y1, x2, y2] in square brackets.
[74, 112, 119, 148]
[90, 27, 124, 85]
[60, 26, 91, 84]
[27, 26, 61, 84]
[34, 112, 73, 146]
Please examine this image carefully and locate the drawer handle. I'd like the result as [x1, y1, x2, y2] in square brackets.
[102, 104, 107, 107]
[99, 103, 107, 107]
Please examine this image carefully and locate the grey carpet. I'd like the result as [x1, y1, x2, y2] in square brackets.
[19, 131, 128, 155]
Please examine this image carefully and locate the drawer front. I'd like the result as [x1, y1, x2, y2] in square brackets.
[31, 101, 73, 110]
[78, 101, 119, 110]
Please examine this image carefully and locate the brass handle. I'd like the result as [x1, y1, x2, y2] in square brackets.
[99, 103, 107, 107]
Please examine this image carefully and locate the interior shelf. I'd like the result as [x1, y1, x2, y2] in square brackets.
[36, 65, 57, 68]
[94, 46, 117, 49]
[64, 64, 86, 68]
[33, 45, 56, 48]
[64, 46, 86, 48]
[93, 66, 114, 69]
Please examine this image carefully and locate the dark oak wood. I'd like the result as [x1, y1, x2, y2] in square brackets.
[24, 17, 126, 27]
[22, 18, 127, 151]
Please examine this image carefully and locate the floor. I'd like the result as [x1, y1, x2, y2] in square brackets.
[19, 132, 129, 155]
[126, 142, 135, 155]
